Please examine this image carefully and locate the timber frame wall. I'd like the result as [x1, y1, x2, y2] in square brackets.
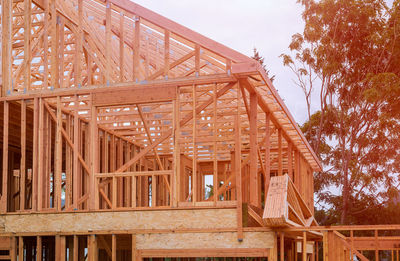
[1, 0, 396, 260]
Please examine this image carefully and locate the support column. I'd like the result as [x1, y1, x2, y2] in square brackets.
[112, 234, 116, 261]
[280, 232, 284, 261]
[18, 237, 23, 261]
[303, 231, 307, 261]
[249, 92, 259, 207]
[1, 102, 9, 213]
[132, 234, 137, 261]
[90, 96, 99, 210]
[278, 128, 283, 176]
[10, 237, 17, 261]
[264, 112, 271, 199]
[1, 0, 12, 96]
[235, 84, 243, 241]
[37, 236, 42, 261]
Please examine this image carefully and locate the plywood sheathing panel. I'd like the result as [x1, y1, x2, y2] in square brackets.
[136, 231, 274, 249]
[2, 208, 236, 233]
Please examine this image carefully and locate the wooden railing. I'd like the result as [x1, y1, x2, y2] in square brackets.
[95, 170, 172, 210]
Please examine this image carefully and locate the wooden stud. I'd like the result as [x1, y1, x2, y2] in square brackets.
[213, 83, 218, 204]
[249, 92, 258, 207]
[1, 102, 9, 213]
[192, 84, 197, 204]
[288, 142, 293, 178]
[20, 100, 26, 210]
[195, 44, 200, 77]
[24, 0, 31, 92]
[32, 98, 39, 210]
[119, 12, 125, 82]
[10, 237, 17, 261]
[37, 236, 42, 261]
[112, 234, 117, 261]
[73, 235, 78, 261]
[265, 112, 271, 198]
[105, 0, 112, 83]
[164, 30, 170, 78]
[132, 234, 137, 261]
[280, 232, 284, 261]
[18, 237, 23, 261]
[1, 0, 12, 96]
[278, 128, 283, 176]
[133, 16, 141, 82]
[55, 96, 62, 211]
[303, 231, 307, 261]
[75, 0, 83, 87]
[375, 230, 379, 261]
[50, 0, 58, 89]
[235, 84, 243, 240]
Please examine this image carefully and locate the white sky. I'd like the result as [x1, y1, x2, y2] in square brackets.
[133, 0, 311, 124]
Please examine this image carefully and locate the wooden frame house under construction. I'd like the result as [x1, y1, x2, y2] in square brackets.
[1, 0, 400, 260]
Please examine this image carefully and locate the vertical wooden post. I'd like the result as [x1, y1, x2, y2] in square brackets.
[278, 128, 283, 176]
[1, 101, 9, 213]
[24, 0, 31, 92]
[303, 231, 307, 261]
[18, 237, 23, 261]
[2, 0, 12, 96]
[280, 232, 285, 261]
[10, 237, 17, 261]
[213, 83, 218, 205]
[323, 231, 328, 261]
[37, 236, 42, 261]
[270, 233, 278, 261]
[50, 0, 58, 89]
[55, 97, 62, 211]
[112, 234, 117, 261]
[38, 98, 44, 211]
[73, 235, 78, 261]
[88, 235, 97, 261]
[164, 30, 170, 78]
[61, 236, 66, 261]
[294, 150, 300, 190]
[235, 83, 243, 240]
[90, 96, 99, 210]
[195, 44, 200, 76]
[32, 98, 39, 210]
[133, 16, 141, 82]
[288, 142, 293, 178]
[105, 0, 112, 84]
[265, 112, 271, 198]
[75, 0, 83, 87]
[59, 16, 65, 89]
[172, 88, 180, 207]
[20, 100, 27, 210]
[132, 234, 137, 261]
[152, 174, 156, 207]
[375, 230, 379, 261]
[73, 95, 79, 209]
[192, 84, 197, 204]
[350, 230, 354, 261]
[249, 92, 259, 207]
[119, 12, 125, 82]
[55, 235, 61, 260]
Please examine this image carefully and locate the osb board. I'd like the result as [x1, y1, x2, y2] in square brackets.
[93, 85, 176, 106]
[2, 208, 236, 233]
[136, 231, 274, 249]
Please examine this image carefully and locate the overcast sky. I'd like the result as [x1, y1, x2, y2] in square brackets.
[133, 0, 312, 124]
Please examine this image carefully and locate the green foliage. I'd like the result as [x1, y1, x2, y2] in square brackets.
[285, 0, 400, 224]
[251, 48, 275, 82]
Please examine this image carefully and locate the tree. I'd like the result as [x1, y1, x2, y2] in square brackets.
[252, 48, 275, 82]
[282, 0, 400, 224]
